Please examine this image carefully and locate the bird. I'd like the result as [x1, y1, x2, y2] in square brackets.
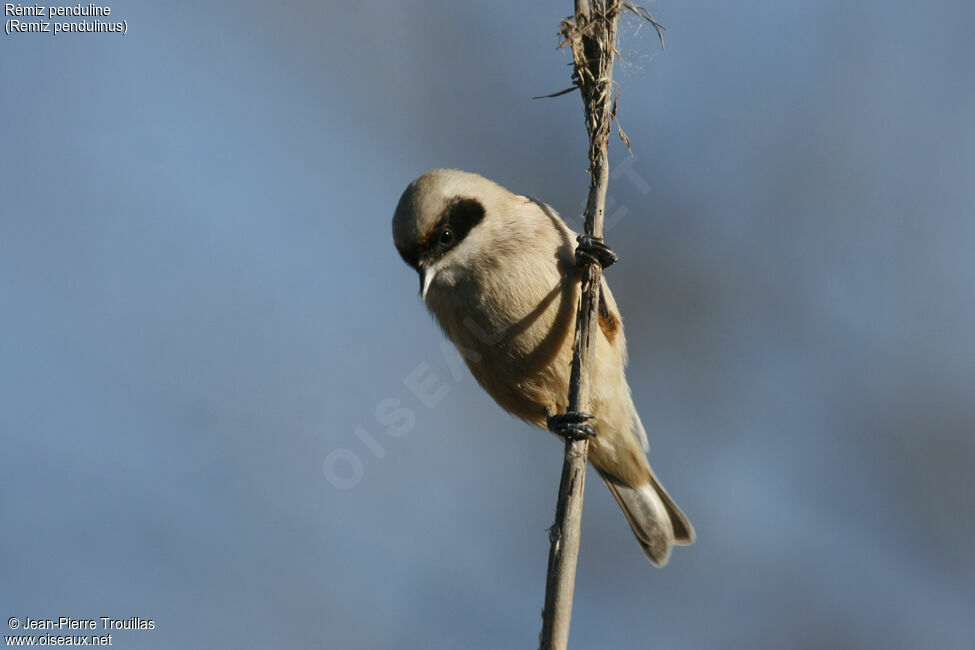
[392, 168, 694, 566]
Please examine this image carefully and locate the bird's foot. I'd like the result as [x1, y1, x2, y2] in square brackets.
[575, 234, 619, 269]
[546, 408, 597, 441]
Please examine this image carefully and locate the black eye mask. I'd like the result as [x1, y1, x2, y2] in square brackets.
[427, 197, 485, 260]
[397, 197, 486, 271]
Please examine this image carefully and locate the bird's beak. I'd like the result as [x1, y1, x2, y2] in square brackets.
[419, 266, 436, 301]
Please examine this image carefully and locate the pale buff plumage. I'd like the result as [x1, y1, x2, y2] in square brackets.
[393, 169, 694, 566]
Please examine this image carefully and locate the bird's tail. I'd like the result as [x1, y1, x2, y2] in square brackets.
[598, 467, 695, 567]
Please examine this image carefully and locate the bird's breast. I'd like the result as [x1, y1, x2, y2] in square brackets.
[426, 262, 579, 421]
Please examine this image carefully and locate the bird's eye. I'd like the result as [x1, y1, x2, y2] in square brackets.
[439, 228, 454, 245]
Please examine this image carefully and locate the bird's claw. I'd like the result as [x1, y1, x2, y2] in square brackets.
[546, 408, 598, 441]
[575, 234, 619, 269]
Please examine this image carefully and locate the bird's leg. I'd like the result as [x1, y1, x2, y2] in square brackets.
[575, 234, 619, 269]
[546, 407, 597, 441]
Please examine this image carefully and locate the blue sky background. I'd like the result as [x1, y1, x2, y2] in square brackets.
[2, 1, 974, 648]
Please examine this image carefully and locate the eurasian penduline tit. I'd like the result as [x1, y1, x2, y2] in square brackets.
[392, 169, 693, 566]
